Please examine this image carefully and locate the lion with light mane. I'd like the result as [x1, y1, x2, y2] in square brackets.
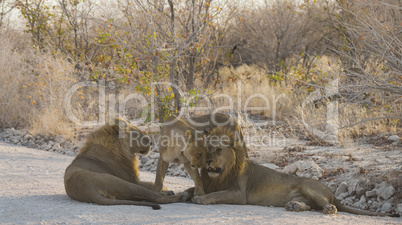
[64, 118, 187, 210]
[190, 126, 397, 216]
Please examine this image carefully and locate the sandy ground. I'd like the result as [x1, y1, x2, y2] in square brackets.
[0, 142, 401, 225]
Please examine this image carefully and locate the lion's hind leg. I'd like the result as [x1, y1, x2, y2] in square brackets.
[299, 181, 338, 215]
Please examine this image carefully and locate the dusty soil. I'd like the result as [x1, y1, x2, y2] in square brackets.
[0, 142, 401, 224]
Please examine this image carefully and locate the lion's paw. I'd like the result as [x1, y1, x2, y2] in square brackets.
[174, 191, 189, 202]
[192, 196, 208, 204]
[285, 201, 311, 212]
[323, 204, 337, 215]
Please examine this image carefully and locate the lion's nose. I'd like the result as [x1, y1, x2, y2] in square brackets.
[206, 160, 212, 165]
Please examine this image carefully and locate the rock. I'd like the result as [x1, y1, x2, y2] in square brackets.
[43, 134, 50, 141]
[23, 134, 32, 140]
[359, 195, 366, 204]
[347, 179, 358, 195]
[12, 137, 20, 144]
[335, 182, 349, 197]
[387, 135, 399, 143]
[381, 203, 392, 213]
[149, 153, 160, 159]
[356, 179, 370, 196]
[328, 182, 338, 193]
[338, 192, 349, 200]
[353, 201, 362, 209]
[65, 150, 75, 156]
[55, 135, 65, 144]
[144, 159, 155, 167]
[375, 182, 395, 201]
[366, 190, 377, 198]
[397, 203, 402, 216]
[261, 163, 279, 170]
[347, 179, 370, 196]
[282, 160, 324, 179]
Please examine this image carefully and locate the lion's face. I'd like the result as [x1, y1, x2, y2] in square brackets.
[184, 142, 207, 169]
[183, 130, 207, 169]
[205, 134, 236, 178]
[114, 118, 152, 155]
[125, 126, 152, 155]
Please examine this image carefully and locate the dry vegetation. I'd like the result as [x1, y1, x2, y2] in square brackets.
[0, 0, 400, 144]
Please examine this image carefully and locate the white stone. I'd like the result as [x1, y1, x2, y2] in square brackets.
[335, 182, 348, 197]
[23, 134, 32, 140]
[149, 153, 160, 159]
[261, 163, 279, 170]
[359, 195, 366, 204]
[375, 182, 395, 201]
[381, 203, 392, 213]
[397, 203, 402, 216]
[328, 182, 338, 193]
[387, 135, 399, 143]
[281, 160, 324, 178]
[337, 192, 349, 200]
[356, 179, 370, 196]
[55, 135, 65, 144]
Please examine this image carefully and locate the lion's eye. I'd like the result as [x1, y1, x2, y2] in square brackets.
[216, 148, 222, 153]
[199, 153, 203, 157]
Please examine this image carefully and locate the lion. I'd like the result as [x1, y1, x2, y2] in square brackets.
[190, 126, 398, 217]
[153, 115, 208, 196]
[64, 118, 187, 210]
[153, 113, 248, 196]
[184, 113, 248, 158]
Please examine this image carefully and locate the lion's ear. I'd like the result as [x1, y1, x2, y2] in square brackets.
[114, 117, 129, 130]
[185, 130, 192, 142]
[203, 128, 210, 136]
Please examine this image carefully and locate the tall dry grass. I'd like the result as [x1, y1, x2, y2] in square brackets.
[210, 65, 299, 120]
[0, 33, 34, 128]
[0, 32, 95, 138]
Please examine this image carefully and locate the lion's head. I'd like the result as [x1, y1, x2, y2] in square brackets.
[83, 117, 152, 156]
[205, 126, 247, 179]
[183, 129, 208, 169]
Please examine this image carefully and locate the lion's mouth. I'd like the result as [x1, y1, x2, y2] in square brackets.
[207, 167, 222, 173]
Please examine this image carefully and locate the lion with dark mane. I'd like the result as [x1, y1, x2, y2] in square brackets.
[64, 118, 187, 210]
[190, 126, 397, 217]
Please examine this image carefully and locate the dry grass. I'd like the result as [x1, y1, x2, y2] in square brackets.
[0, 30, 399, 144]
[211, 65, 298, 120]
[0, 32, 88, 138]
[0, 33, 34, 128]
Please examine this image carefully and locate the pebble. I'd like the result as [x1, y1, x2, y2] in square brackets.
[335, 182, 348, 197]
[387, 135, 399, 143]
[0, 127, 399, 213]
[375, 182, 395, 201]
[381, 203, 392, 213]
[397, 203, 402, 215]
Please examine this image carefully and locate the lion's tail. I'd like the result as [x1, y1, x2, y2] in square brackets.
[92, 194, 161, 210]
[334, 199, 399, 217]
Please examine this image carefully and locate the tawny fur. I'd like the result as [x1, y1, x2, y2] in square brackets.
[191, 127, 395, 217]
[153, 113, 247, 196]
[64, 118, 187, 210]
